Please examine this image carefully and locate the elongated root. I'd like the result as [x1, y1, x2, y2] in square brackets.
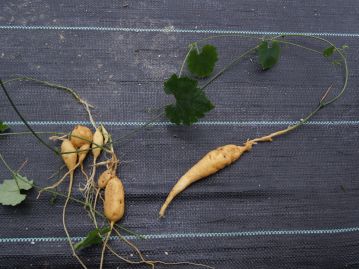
[160, 122, 305, 217]
[80, 163, 89, 184]
[159, 141, 255, 217]
[113, 228, 155, 268]
[149, 260, 215, 269]
[111, 228, 214, 268]
[63, 172, 88, 269]
[100, 222, 113, 269]
[106, 245, 154, 267]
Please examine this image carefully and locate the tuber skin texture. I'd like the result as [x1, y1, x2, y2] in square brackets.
[104, 176, 125, 223]
[92, 127, 104, 159]
[61, 139, 78, 171]
[98, 170, 114, 189]
[70, 125, 93, 148]
[78, 143, 90, 164]
[159, 141, 254, 217]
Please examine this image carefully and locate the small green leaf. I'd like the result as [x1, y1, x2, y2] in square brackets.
[0, 122, 9, 133]
[257, 40, 281, 70]
[0, 174, 33, 206]
[74, 227, 111, 251]
[323, 46, 335, 57]
[187, 44, 218, 78]
[164, 74, 214, 125]
[13, 173, 33, 190]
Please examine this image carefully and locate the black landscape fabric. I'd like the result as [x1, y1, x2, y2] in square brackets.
[0, 1, 358, 268]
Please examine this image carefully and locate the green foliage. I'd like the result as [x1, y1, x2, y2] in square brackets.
[164, 74, 214, 125]
[0, 122, 9, 133]
[74, 227, 111, 251]
[50, 192, 58, 205]
[187, 44, 218, 78]
[332, 60, 342, 66]
[323, 46, 335, 57]
[257, 41, 281, 70]
[0, 173, 33, 206]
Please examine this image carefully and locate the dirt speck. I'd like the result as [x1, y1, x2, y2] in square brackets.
[59, 33, 65, 41]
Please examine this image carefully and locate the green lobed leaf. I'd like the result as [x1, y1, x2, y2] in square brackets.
[0, 122, 9, 133]
[187, 44, 218, 78]
[0, 174, 33, 206]
[323, 46, 335, 57]
[164, 74, 214, 125]
[74, 227, 111, 251]
[257, 40, 281, 70]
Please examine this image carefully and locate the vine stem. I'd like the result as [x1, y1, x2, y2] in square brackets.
[0, 80, 58, 155]
[1, 76, 165, 155]
[195, 32, 348, 106]
[0, 131, 65, 137]
[201, 46, 259, 91]
[252, 103, 322, 143]
[178, 44, 194, 77]
[0, 152, 14, 175]
[194, 33, 348, 138]
[1, 35, 348, 156]
[110, 111, 165, 144]
[3, 76, 94, 109]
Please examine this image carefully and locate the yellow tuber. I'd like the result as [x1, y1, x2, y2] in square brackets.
[61, 139, 87, 268]
[159, 141, 254, 217]
[98, 170, 114, 189]
[100, 176, 125, 269]
[104, 176, 125, 224]
[70, 125, 93, 148]
[61, 139, 78, 171]
[92, 127, 104, 159]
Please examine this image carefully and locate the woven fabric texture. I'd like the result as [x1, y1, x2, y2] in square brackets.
[0, 1, 358, 268]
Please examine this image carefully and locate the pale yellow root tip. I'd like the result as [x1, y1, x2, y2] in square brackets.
[159, 198, 171, 218]
[159, 188, 180, 217]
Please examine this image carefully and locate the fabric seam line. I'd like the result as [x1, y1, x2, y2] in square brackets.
[4, 120, 359, 127]
[1, 227, 359, 243]
[0, 25, 358, 37]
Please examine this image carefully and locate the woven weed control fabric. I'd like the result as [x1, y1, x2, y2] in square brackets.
[0, 1, 359, 268]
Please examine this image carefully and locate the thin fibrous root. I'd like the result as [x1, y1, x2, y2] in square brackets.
[93, 159, 119, 167]
[80, 163, 89, 183]
[49, 135, 67, 141]
[47, 165, 66, 180]
[92, 188, 101, 228]
[37, 164, 79, 199]
[100, 222, 114, 269]
[113, 228, 155, 267]
[150, 260, 215, 269]
[111, 227, 214, 268]
[107, 245, 154, 267]
[112, 228, 214, 268]
[82, 157, 98, 206]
